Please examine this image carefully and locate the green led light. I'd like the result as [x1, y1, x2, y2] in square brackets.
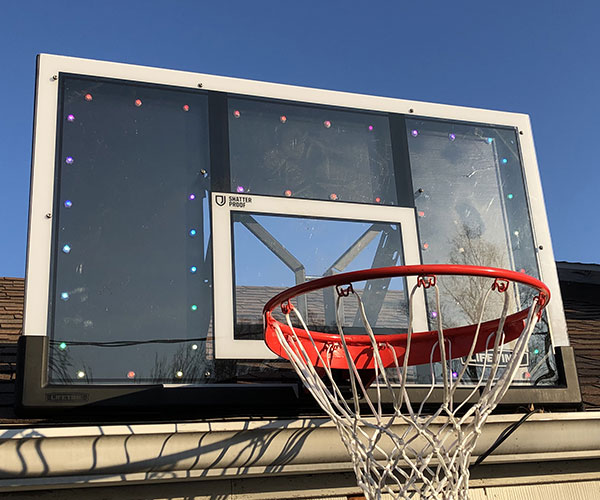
[533, 348, 540, 355]
[191, 304, 198, 311]
[507, 193, 514, 200]
[59, 342, 67, 350]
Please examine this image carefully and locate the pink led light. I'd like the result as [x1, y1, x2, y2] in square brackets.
[418, 211, 425, 217]
[329, 193, 338, 201]
[135, 99, 142, 107]
[188, 194, 196, 200]
[368, 125, 374, 131]
[323, 120, 331, 129]
[284, 189, 292, 197]
[280, 115, 287, 123]
[182, 104, 190, 112]
[237, 186, 245, 193]
[375, 197, 381, 203]
[233, 110, 241, 118]
[423, 243, 429, 250]
[67, 114, 75, 122]
[127, 371, 135, 379]
[84, 93, 93, 102]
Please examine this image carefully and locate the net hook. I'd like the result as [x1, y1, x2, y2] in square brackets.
[492, 278, 510, 293]
[336, 283, 355, 297]
[418, 274, 437, 288]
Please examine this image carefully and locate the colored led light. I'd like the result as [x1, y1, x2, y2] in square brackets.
[284, 189, 292, 197]
[329, 193, 338, 201]
[233, 110, 241, 118]
[280, 115, 287, 123]
[323, 120, 331, 128]
[64, 200, 73, 208]
[191, 344, 198, 350]
[520, 268, 526, 273]
[237, 186, 245, 193]
[84, 93, 93, 102]
[452, 371, 458, 378]
[418, 211, 425, 217]
[175, 370, 184, 378]
[502, 158, 508, 164]
[135, 99, 142, 107]
[127, 371, 135, 379]
[62, 244, 71, 254]
[507, 193, 514, 200]
[182, 104, 190, 112]
[411, 129, 419, 137]
[189, 229, 197, 236]
[533, 348, 540, 355]
[77, 370, 85, 379]
[431, 311, 438, 318]
[486, 137, 493, 144]
[60, 292, 69, 301]
[191, 304, 198, 311]
[67, 114, 75, 122]
[368, 125, 374, 131]
[423, 243, 429, 250]
[524, 372, 531, 378]
[188, 193, 196, 200]
[375, 197, 381, 203]
[65, 156, 74, 164]
[190, 266, 197, 274]
[59, 342, 67, 350]
[449, 133, 456, 141]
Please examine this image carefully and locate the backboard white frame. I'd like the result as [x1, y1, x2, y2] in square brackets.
[212, 193, 426, 359]
[24, 53, 568, 351]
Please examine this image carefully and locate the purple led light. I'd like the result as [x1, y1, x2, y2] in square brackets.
[188, 194, 196, 200]
[411, 129, 419, 137]
[236, 186, 245, 193]
[431, 311, 438, 318]
[368, 125, 374, 131]
[452, 371, 458, 379]
[65, 156, 74, 165]
[67, 114, 75, 122]
[449, 133, 456, 141]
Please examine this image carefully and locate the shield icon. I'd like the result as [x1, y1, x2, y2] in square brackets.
[215, 195, 226, 207]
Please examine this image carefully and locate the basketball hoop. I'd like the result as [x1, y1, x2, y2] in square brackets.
[263, 265, 550, 500]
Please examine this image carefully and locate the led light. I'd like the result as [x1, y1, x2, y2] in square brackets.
[368, 125, 374, 131]
[200, 169, 208, 178]
[375, 197, 381, 203]
[135, 99, 142, 107]
[323, 120, 331, 128]
[77, 370, 86, 379]
[189, 229, 197, 236]
[430, 311, 438, 318]
[411, 129, 419, 137]
[190, 266, 197, 274]
[175, 370, 184, 378]
[524, 372, 531, 379]
[65, 156, 74, 164]
[59, 342, 67, 350]
[418, 211, 425, 217]
[237, 186, 245, 193]
[60, 292, 69, 301]
[502, 158, 508, 164]
[64, 200, 73, 208]
[67, 114, 75, 122]
[284, 189, 292, 197]
[62, 244, 71, 254]
[84, 93, 93, 102]
[533, 348, 540, 355]
[280, 115, 287, 123]
[423, 243, 429, 250]
[520, 268, 526, 273]
[486, 137, 493, 144]
[182, 104, 190, 112]
[233, 110, 241, 118]
[507, 193, 514, 200]
[449, 133, 456, 141]
[191, 304, 198, 311]
[329, 193, 338, 201]
[188, 193, 196, 200]
[452, 371, 458, 379]
[191, 344, 198, 350]
[127, 371, 136, 379]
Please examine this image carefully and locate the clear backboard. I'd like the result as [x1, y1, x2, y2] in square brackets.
[17, 54, 580, 413]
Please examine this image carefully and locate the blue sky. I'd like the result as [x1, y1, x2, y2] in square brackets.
[1, 0, 598, 278]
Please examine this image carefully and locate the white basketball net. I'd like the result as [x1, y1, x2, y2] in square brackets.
[271, 276, 544, 500]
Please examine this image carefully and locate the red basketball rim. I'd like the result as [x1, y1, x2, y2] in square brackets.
[263, 265, 550, 369]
